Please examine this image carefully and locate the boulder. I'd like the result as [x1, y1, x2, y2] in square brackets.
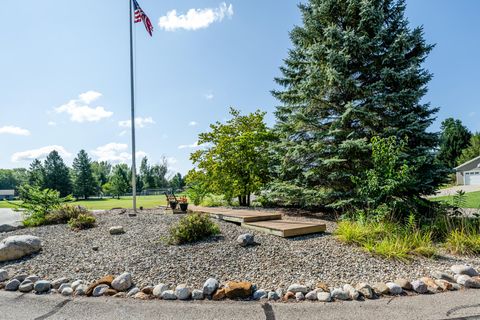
[92, 284, 109, 297]
[175, 284, 191, 300]
[434, 279, 453, 291]
[127, 287, 140, 297]
[287, 283, 308, 294]
[19, 280, 34, 293]
[431, 271, 455, 283]
[25, 275, 40, 283]
[343, 284, 360, 300]
[268, 291, 280, 301]
[411, 280, 428, 294]
[58, 283, 71, 292]
[13, 274, 28, 282]
[111, 272, 132, 292]
[420, 277, 440, 292]
[0, 269, 8, 282]
[316, 282, 329, 292]
[5, 279, 21, 291]
[0, 223, 23, 233]
[141, 286, 154, 295]
[86, 275, 114, 296]
[61, 287, 73, 296]
[237, 234, 255, 247]
[451, 265, 478, 277]
[192, 289, 204, 300]
[203, 278, 219, 295]
[71, 280, 84, 291]
[153, 284, 169, 297]
[51, 277, 70, 289]
[331, 288, 349, 300]
[275, 288, 284, 298]
[386, 282, 403, 295]
[161, 290, 177, 300]
[0, 235, 42, 262]
[394, 278, 412, 290]
[253, 289, 268, 300]
[317, 291, 332, 302]
[305, 290, 318, 301]
[34, 280, 51, 293]
[75, 284, 88, 296]
[295, 292, 305, 301]
[109, 226, 125, 235]
[373, 282, 389, 295]
[224, 281, 253, 299]
[212, 288, 226, 300]
[456, 275, 480, 288]
[355, 283, 374, 299]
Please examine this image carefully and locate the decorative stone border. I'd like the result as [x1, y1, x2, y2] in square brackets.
[0, 264, 479, 302]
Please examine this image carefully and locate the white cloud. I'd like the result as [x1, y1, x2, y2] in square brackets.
[204, 93, 214, 100]
[158, 2, 233, 31]
[118, 117, 155, 128]
[91, 143, 146, 164]
[188, 121, 198, 126]
[11, 145, 71, 162]
[166, 157, 178, 166]
[178, 141, 200, 149]
[55, 91, 113, 123]
[0, 126, 30, 136]
[47, 121, 57, 126]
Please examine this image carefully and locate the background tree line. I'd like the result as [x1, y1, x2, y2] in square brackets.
[1, 150, 184, 199]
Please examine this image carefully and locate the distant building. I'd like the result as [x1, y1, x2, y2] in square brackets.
[455, 155, 480, 185]
[0, 189, 15, 200]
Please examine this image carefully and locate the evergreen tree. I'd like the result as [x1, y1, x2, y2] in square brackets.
[457, 133, 480, 165]
[437, 118, 471, 168]
[43, 150, 72, 197]
[28, 159, 45, 188]
[109, 164, 130, 198]
[139, 156, 155, 191]
[72, 150, 96, 199]
[169, 173, 185, 192]
[269, 0, 447, 208]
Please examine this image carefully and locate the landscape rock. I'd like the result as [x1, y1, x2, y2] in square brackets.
[456, 275, 480, 288]
[133, 292, 150, 300]
[355, 283, 375, 299]
[0, 235, 42, 262]
[0, 269, 8, 282]
[74, 284, 88, 296]
[283, 291, 295, 301]
[58, 283, 71, 292]
[13, 274, 28, 282]
[451, 265, 478, 277]
[0, 223, 23, 233]
[34, 280, 51, 293]
[161, 290, 177, 300]
[411, 280, 428, 294]
[113, 292, 127, 298]
[25, 275, 40, 283]
[253, 289, 268, 300]
[109, 226, 125, 235]
[86, 275, 114, 296]
[237, 234, 255, 247]
[153, 284, 169, 297]
[343, 284, 360, 300]
[316, 282, 329, 292]
[432, 271, 456, 283]
[305, 290, 318, 301]
[61, 287, 73, 296]
[203, 278, 219, 295]
[451, 283, 462, 291]
[141, 286, 154, 295]
[373, 282, 389, 295]
[52, 277, 69, 289]
[175, 284, 191, 300]
[421, 277, 440, 292]
[92, 284, 110, 297]
[213, 288, 226, 300]
[435, 279, 453, 291]
[275, 288, 284, 298]
[287, 283, 308, 294]
[268, 291, 280, 301]
[330, 288, 349, 300]
[386, 282, 403, 295]
[19, 280, 34, 293]
[127, 287, 140, 297]
[5, 279, 20, 291]
[295, 292, 305, 301]
[192, 289, 204, 300]
[224, 281, 253, 299]
[104, 289, 118, 296]
[71, 280, 83, 291]
[394, 278, 412, 290]
[317, 291, 332, 302]
[111, 272, 132, 292]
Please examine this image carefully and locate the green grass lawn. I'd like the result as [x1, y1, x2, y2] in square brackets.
[0, 195, 168, 210]
[431, 191, 480, 209]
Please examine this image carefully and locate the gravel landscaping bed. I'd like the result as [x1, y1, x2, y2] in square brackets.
[0, 209, 479, 289]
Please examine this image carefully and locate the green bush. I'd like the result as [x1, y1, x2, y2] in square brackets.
[68, 213, 96, 230]
[168, 213, 220, 244]
[45, 205, 90, 224]
[445, 229, 480, 255]
[200, 194, 228, 207]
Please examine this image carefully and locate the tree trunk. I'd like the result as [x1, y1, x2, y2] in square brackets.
[247, 193, 251, 207]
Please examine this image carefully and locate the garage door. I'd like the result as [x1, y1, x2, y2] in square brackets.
[465, 171, 480, 185]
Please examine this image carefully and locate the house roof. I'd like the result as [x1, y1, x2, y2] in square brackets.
[0, 189, 15, 196]
[455, 155, 480, 171]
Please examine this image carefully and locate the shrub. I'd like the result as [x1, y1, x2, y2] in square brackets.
[200, 194, 228, 207]
[45, 205, 90, 225]
[168, 213, 220, 244]
[445, 229, 480, 255]
[68, 213, 96, 230]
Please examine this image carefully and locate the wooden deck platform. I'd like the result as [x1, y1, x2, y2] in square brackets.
[190, 206, 326, 237]
[242, 220, 326, 237]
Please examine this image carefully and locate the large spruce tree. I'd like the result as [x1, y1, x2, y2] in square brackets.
[269, 0, 446, 208]
[43, 150, 72, 197]
[72, 150, 96, 199]
[437, 118, 472, 169]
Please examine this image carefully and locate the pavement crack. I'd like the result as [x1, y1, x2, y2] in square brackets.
[261, 302, 276, 320]
[446, 304, 480, 317]
[34, 299, 71, 320]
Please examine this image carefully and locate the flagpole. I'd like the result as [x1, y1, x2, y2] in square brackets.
[129, 0, 137, 216]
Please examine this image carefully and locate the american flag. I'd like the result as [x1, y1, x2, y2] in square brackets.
[133, 0, 153, 36]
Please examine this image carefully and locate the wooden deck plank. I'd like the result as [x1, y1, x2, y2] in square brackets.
[190, 206, 282, 223]
[242, 220, 326, 237]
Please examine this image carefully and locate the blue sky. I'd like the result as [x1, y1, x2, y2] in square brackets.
[1, 0, 479, 175]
